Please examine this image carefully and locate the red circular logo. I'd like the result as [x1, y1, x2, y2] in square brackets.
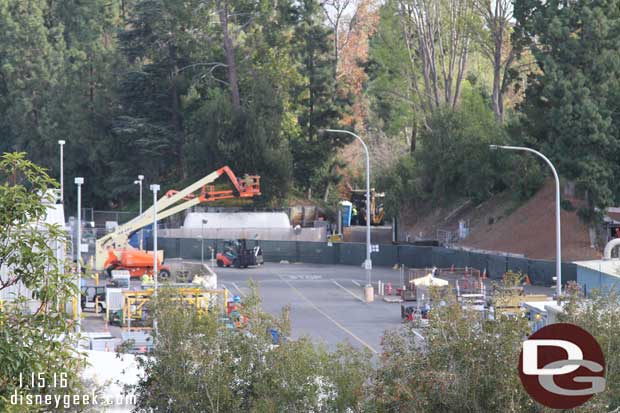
[518, 323, 605, 409]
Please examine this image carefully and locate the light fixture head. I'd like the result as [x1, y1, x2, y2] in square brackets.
[150, 184, 160, 192]
[489, 145, 498, 150]
[138, 174, 144, 181]
[74, 177, 84, 185]
[58, 140, 66, 145]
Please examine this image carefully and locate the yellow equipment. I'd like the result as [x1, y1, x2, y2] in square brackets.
[350, 188, 385, 226]
[121, 288, 228, 328]
[494, 294, 550, 315]
[95, 166, 260, 269]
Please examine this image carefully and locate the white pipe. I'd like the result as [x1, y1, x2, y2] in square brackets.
[604, 238, 620, 259]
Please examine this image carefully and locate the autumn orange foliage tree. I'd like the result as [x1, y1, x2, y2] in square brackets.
[323, 0, 380, 128]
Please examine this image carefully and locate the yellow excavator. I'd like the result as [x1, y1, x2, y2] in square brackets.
[350, 188, 385, 226]
[95, 166, 261, 276]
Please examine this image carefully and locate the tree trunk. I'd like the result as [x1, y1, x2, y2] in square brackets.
[492, 42, 503, 122]
[169, 44, 186, 179]
[217, 0, 241, 110]
[334, 15, 340, 83]
[89, 53, 95, 111]
[410, 123, 417, 153]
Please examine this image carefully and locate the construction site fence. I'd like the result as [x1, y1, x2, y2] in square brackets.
[153, 238, 577, 286]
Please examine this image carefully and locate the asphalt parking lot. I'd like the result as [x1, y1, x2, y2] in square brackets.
[83, 261, 554, 354]
[82, 262, 410, 354]
[217, 262, 409, 354]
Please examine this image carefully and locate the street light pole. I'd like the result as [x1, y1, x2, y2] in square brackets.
[74, 177, 84, 333]
[201, 219, 208, 266]
[201, 220, 205, 265]
[150, 184, 160, 334]
[134, 175, 144, 249]
[321, 128, 373, 302]
[58, 140, 65, 203]
[490, 144, 562, 298]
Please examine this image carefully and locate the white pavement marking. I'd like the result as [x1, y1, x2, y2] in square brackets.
[332, 280, 365, 303]
[282, 278, 378, 354]
[231, 282, 246, 297]
[351, 279, 361, 287]
[412, 329, 425, 340]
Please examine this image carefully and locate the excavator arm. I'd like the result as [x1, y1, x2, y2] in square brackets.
[95, 166, 260, 269]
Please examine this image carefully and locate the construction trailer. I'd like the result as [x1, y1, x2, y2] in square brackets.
[95, 166, 261, 276]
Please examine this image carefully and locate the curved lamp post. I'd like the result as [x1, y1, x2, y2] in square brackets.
[490, 145, 562, 298]
[320, 128, 373, 302]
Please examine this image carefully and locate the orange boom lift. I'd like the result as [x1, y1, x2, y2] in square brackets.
[95, 166, 260, 278]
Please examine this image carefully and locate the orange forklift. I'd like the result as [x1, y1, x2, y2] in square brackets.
[216, 239, 263, 268]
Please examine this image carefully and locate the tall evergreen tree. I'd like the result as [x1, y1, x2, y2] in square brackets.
[514, 0, 620, 209]
[115, 0, 197, 184]
[290, 0, 350, 196]
[0, 0, 65, 155]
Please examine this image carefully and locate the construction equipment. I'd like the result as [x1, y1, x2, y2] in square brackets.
[113, 288, 228, 328]
[216, 239, 263, 268]
[103, 248, 171, 279]
[350, 189, 385, 226]
[95, 166, 261, 274]
[493, 294, 550, 316]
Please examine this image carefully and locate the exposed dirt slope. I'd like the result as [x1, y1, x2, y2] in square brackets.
[401, 179, 600, 261]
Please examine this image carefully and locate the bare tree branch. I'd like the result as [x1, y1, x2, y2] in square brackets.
[397, 0, 474, 118]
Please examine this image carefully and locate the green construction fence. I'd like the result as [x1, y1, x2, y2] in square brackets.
[152, 237, 576, 285]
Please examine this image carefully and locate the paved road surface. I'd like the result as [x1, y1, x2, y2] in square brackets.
[83, 262, 552, 354]
[218, 262, 407, 354]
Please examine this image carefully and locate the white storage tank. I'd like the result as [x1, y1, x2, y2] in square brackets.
[183, 212, 291, 229]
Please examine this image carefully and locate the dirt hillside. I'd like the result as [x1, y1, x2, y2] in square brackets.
[401, 179, 601, 261]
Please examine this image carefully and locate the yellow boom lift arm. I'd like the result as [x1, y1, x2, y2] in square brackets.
[95, 166, 260, 269]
